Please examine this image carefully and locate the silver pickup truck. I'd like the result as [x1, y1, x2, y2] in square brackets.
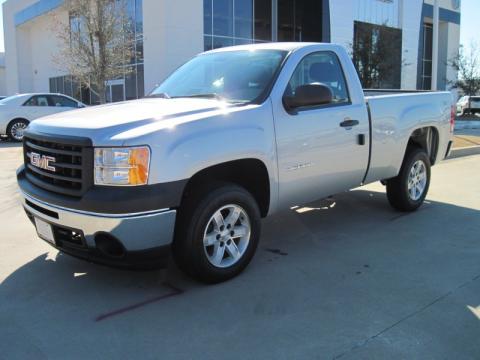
[17, 43, 454, 283]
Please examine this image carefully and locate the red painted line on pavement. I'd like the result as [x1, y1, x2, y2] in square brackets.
[95, 283, 184, 322]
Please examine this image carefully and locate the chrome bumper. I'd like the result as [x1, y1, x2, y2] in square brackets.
[21, 191, 176, 252]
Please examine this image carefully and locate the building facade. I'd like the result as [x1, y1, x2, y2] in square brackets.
[0, 52, 6, 95]
[2, 0, 461, 103]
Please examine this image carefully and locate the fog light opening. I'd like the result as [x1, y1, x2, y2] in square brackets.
[94, 232, 126, 258]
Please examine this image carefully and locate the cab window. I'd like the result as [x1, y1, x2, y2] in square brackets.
[286, 51, 350, 106]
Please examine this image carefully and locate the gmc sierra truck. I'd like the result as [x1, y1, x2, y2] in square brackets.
[17, 43, 454, 283]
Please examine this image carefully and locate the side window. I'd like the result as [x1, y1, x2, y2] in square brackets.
[286, 51, 350, 106]
[23, 95, 49, 107]
[49, 95, 78, 108]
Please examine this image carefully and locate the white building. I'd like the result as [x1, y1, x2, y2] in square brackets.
[0, 52, 6, 95]
[2, 0, 461, 104]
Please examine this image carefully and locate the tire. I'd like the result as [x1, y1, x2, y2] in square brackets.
[7, 119, 29, 142]
[173, 183, 261, 283]
[386, 147, 431, 212]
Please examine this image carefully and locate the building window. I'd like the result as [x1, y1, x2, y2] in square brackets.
[204, 0, 271, 51]
[421, 23, 433, 90]
[277, 0, 323, 42]
[353, 21, 402, 89]
[53, 0, 144, 104]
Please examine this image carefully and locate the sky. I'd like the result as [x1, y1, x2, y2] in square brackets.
[0, 0, 478, 53]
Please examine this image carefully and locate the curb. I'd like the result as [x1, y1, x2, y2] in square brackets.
[448, 145, 480, 159]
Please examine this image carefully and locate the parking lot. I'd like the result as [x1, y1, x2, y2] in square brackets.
[1, 140, 479, 359]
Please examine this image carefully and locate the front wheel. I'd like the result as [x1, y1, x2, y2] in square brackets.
[173, 183, 261, 283]
[386, 147, 431, 212]
[7, 119, 29, 142]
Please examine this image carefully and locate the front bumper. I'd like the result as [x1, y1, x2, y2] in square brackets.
[20, 190, 176, 269]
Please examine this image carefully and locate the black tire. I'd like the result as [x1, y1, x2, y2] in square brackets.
[386, 147, 431, 212]
[173, 183, 261, 283]
[7, 119, 29, 142]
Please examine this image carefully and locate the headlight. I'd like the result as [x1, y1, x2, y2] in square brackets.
[94, 146, 150, 186]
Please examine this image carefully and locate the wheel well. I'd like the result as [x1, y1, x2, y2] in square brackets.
[7, 118, 29, 130]
[181, 159, 270, 217]
[407, 127, 439, 165]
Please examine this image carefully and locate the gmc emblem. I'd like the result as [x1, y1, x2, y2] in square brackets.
[30, 152, 56, 172]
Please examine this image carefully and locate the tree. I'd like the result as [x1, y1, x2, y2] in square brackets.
[449, 42, 480, 96]
[54, 0, 134, 104]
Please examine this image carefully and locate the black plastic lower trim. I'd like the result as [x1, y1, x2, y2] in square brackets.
[18, 165, 188, 214]
[48, 239, 171, 270]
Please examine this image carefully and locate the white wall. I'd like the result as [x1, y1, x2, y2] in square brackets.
[0, 67, 6, 95]
[400, 0, 423, 89]
[355, 0, 401, 28]
[445, 22, 460, 91]
[329, 0, 356, 51]
[143, 0, 203, 94]
[3, 0, 77, 95]
[27, 9, 68, 92]
[0, 53, 6, 95]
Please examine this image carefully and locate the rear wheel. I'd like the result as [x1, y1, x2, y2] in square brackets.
[173, 183, 261, 283]
[386, 147, 431, 212]
[7, 119, 29, 142]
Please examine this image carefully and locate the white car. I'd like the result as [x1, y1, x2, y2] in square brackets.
[0, 93, 85, 141]
[456, 95, 480, 116]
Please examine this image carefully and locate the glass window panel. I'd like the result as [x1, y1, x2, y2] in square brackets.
[204, 0, 212, 35]
[234, 0, 253, 39]
[125, 67, 138, 100]
[278, 0, 294, 41]
[56, 77, 64, 94]
[422, 76, 432, 90]
[72, 78, 81, 102]
[137, 64, 145, 98]
[135, 0, 143, 35]
[204, 35, 213, 51]
[213, 0, 233, 37]
[294, 0, 323, 42]
[212, 36, 234, 49]
[49, 78, 56, 93]
[89, 82, 100, 105]
[126, 0, 135, 33]
[353, 21, 402, 89]
[136, 39, 144, 63]
[64, 76, 73, 97]
[423, 60, 432, 76]
[254, 0, 271, 41]
[234, 38, 253, 45]
[423, 24, 433, 60]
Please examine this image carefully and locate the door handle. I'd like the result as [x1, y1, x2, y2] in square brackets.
[340, 119, 360, 128]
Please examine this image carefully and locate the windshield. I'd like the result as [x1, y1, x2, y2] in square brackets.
[149, 50, 288, 104]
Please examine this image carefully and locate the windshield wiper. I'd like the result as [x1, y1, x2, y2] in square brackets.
[145, 92, 170, 99]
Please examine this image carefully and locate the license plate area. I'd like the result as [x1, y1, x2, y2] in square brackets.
[34, 217, 55, 244]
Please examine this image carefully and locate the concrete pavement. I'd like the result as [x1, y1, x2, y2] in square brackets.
[0, 141, 479, 359]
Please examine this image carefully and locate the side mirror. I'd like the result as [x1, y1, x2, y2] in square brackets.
[283, 84, 333, 111]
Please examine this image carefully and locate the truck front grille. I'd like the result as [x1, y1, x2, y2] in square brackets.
[23, 133, 93, 197]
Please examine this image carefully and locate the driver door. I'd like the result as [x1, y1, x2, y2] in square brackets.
[273, 51, 370, 207]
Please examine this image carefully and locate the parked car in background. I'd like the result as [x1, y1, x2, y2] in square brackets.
[0, 93, 85, 141]
[456, 95, 480, 116]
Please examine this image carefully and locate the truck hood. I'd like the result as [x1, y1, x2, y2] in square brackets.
[28, 98, 252, 145]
